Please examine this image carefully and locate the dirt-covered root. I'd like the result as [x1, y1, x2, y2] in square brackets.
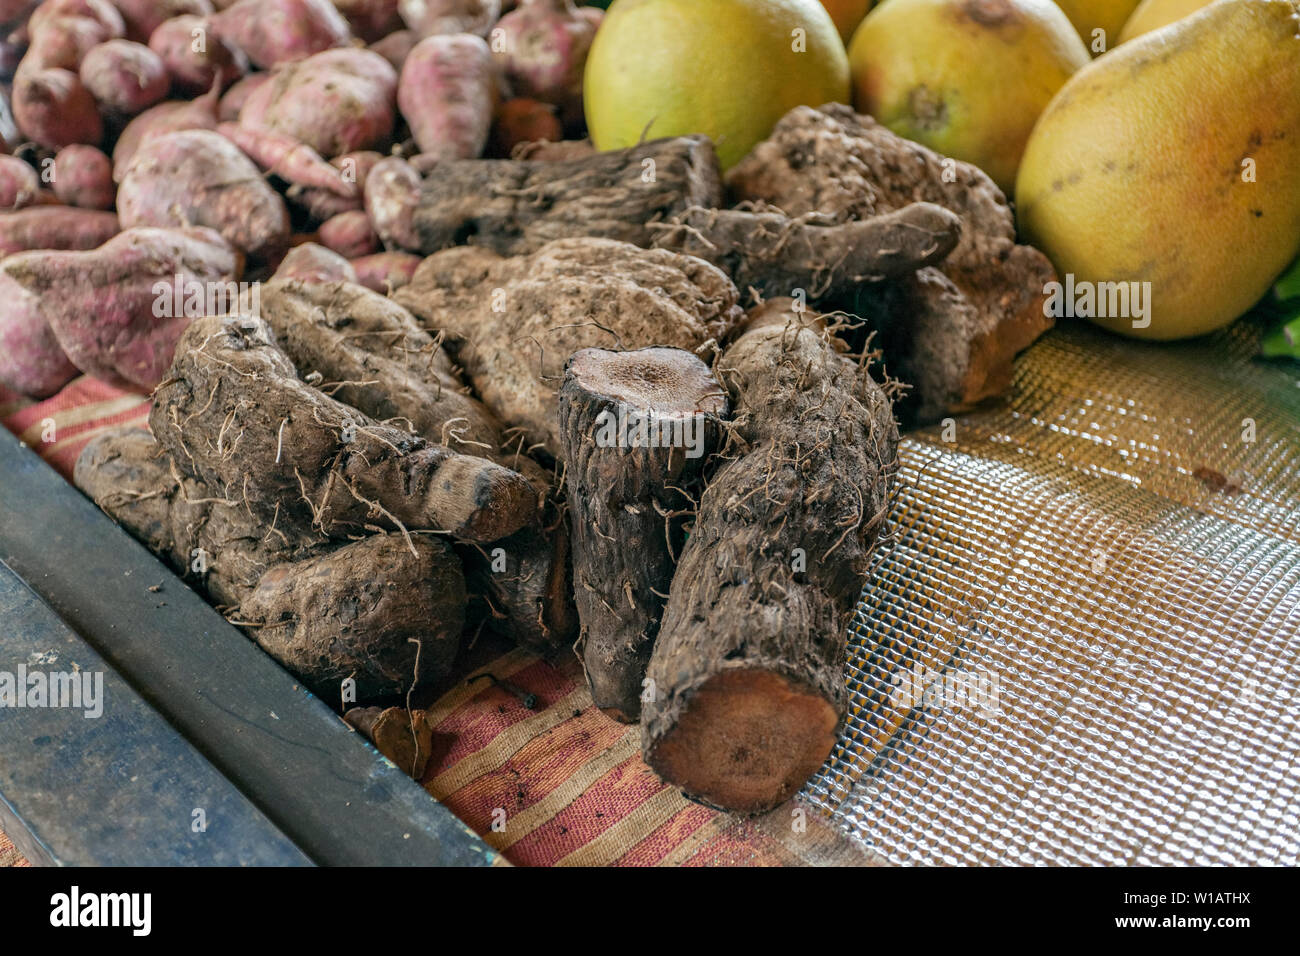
[652, 202, 961, 304]
[394, 237, 744, 460]
[559, 347, 729, 722]
[73, 427, 326, 607]
[250, 279, 505, 454]
[727, 104, 1055, 424]
[150, 315, 539, 544]
[242, 533, 466, 704]
[463, 518, 577, 655]
[344, 706, 436, 779]
[411, 135, 722, 256]
[641, 300, 899, 814]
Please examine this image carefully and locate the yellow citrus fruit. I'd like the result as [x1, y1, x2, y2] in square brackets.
[848, 0, 1089, 195]
[584, 0, 850, 170]
[818, 0, 875, 43]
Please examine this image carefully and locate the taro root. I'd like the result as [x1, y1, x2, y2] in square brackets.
[641, 300, 899, 814]
[559, 347, 728, 722]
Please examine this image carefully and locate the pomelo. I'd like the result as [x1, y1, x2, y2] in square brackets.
[584, 0, 850, 170]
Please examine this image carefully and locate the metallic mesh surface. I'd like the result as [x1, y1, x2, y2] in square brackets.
[807, 316, 1300, 865]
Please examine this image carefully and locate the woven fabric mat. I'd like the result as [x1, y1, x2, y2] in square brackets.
[2, 314, 1296, 866]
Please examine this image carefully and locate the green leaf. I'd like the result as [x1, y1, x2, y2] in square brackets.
[1275, 257, 1300, 302]
[1260, 313, 1300, 360]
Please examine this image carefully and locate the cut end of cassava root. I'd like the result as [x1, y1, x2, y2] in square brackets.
[645, 669, 840, 814]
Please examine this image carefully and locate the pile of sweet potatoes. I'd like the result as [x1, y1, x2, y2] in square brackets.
[0, 2, 1056, 811]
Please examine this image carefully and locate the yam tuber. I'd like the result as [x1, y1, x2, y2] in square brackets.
[343, 706, 436, 778]
[559, 347, 728, 722]
[641, 300, 899, 814]
[151, 314, 539, 543]
[727, 104, 1056, 423]
[394, 236, 745, 459]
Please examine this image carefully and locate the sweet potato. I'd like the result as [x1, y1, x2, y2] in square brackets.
[12, 67, 103, 148]
[22, 15, 112, 71]
[284, 149, 380, 223]
[367, 27, 416, 71]
[0, 206, 119, 256]
[397, 0, 498, 37]
[0, 271, 79, 397]
[332, 0, 403, 42]
[349, 250, 419, 292]
[217, 70, 268, 121]
[111, 83, 220, 179]
[151, 313, 539, 543]
[78, 39, 171, 115]
[51, 144, 114, 209]
[117, 128, 290, 258]
[271, 241, 357, 283]
[28, 0, 125, 37]
[492, 0, 596, 114]
[0, 154, 40, 210]
[363, 155, 419, 251]
[114, 0, 215, 42]
[317, 209, 378, 258]
[2, 226, 240, 391]
[398, 33, 493, 160]
[148, 14, 247, 95]
[216, 122, 355, 197]
[211, 0, 350, 69]
[237, 47, 397, 157]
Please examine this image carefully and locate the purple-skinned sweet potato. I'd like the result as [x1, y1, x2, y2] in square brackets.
[285, 149, 380, 223]
[216, 122, 355, 197]
[211, 0, 350, 70]
[115, 0, 215, 42]
[397, 0, 498, 37]
[367, 27, 416, 71]
[492, 0, 596, 114]
[149, 14, 247, 95]
[0, 155, 40, 210]
[112, 83, 221, 179]
[1, 226, 241, 391]
[218, 71, 269, 121]
[79, 39, 171, 115]
[317, 209, 377, 258]
[398, 33, 492, 160]
[28, 0, 125, 37]
[22, 15, 113, 71]
[332, 0, 403, 42]
[12, 67, 103, 148]
[363, 155, 419, 250]
[273, 240, 357, 283]
[0, 206, 119, 256]
[117, 128, 289, 258]
[349, 250, 419, 292]
[52, 144, 114, 209]
[0, 272, 80, 397]
[237, 47, 397, 157]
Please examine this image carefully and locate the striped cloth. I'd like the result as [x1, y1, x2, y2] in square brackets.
[0, 377, 873, 867]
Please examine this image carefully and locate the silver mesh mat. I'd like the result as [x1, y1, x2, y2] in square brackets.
[807, 317, 1300, 865]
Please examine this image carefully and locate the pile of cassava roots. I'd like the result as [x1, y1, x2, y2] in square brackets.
[0, 1, 1055, 813]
